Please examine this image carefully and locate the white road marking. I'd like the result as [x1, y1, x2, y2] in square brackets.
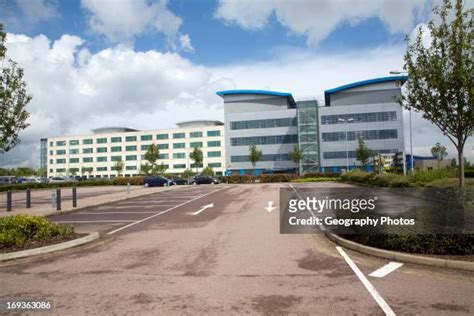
[265, 201, 276, 213]
[369, 262, 403, 278]
[336, 246, 395, 316]
[55, 220, 135, 223]
[107, 187, 228, 235]
[76, 212, 161, 215]
[191, 203, 214, 215]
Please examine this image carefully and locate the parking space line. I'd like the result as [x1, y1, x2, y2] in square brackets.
[75, 212, 161, 215]
[106, 187, 228, 235]
[336, 246, 395, 316]
[55, 220, 136, 223]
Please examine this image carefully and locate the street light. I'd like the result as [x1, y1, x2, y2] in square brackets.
[389, 70, 414, 174]
[338, 117, 354, 172]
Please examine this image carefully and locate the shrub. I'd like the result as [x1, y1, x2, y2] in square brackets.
[465, 169, 474, 178]
[112, 176, 144, 186]
[224, 174, 256, 184]
[409, 168, 457, 185]
[0, 215, 74, 248]
[291, 177, 338, 183]
[302, 172, 339, 178]
[259, 174, 297, 183]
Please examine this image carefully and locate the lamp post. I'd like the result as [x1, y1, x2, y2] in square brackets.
[390, 70, 414, 174]
[338, 117, 354, 172]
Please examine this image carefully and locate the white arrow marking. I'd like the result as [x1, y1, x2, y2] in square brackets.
[191, 203, 214, 215]
[265, 201, 277, 213]
[369, 262, 403, 278]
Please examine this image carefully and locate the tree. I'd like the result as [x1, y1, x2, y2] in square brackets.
[114, 159, 125, 177]
[356, 138, 373, 167]
[0, 23, 32, 153]
[249, 144, 262, 174]
[140, 163, 152, 175]
[288, 145, 303, 176]
[202, 166, 214, 176]
[431, 142, 448, 168]
[189, 146, 203, 173]
[401, 0, 473, 188]
[144, 144, 159, 173]
[154, 162, 167, 174]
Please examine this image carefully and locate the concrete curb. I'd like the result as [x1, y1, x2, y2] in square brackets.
[0, 232, 100, 261]
[326, 232, 474, 272]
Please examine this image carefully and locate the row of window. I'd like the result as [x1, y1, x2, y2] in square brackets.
[321, 129, 398, 142]
[51, 163, 222, 173]
[320, 111, 397, 125]
[51, 141, 221, 155]
[230, 118, 297, 130]
[50, 131, 221, 147]
[322, 149, 399, 159]
[230, 134, 298, 146]
[51, 151, 222, 164]
[230, 154, 291, 163]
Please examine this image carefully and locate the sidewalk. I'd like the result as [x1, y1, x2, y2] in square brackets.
[0, 185, 178, 218]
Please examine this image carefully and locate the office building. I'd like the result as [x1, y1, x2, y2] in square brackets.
[41, 121, 225, 178]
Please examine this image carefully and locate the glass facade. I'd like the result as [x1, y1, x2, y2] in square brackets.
[297, 100, 320, 173]
[231, 154, 290, 163]
[231, 135, 297, 146]
[190, 131, 202, 138]
[230, 118, 297, 130]
[40, 138, 47, 174]
[323, 149, 398, 159]
[207, 130, 221, 137]
[322, 129, 398, 142]
[321, 111, 397, 125]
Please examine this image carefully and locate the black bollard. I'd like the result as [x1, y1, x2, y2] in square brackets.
[56, 188, 61, 211]
[72, 187, 77, 208]
[7, 190, 12, 212]
[26, 188, 31, 208]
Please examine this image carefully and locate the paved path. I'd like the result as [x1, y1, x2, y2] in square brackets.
[0, 183, 472, 315]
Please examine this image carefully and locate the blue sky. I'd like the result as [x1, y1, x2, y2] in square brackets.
[0, 0, 473, 167]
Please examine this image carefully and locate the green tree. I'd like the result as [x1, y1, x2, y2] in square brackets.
[401, 0, 473, 188]
[154, 162, 167, 174]
[288, 145, 303, 175]
[249, 144, 262, 174]
[144, 144, 159, 172]
[140, 163, 152, 175]
[114, 159, 125, 177]
[202, 166, 214, 176]
[189, 146, 203, 173]
[181, 168, 195, 183]
[431, 142, 448, 168]
[0, 23, 32, 153]
[356, 138, 373, 167]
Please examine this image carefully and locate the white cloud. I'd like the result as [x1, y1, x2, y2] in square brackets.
[81, 0, 183, 44]
[15, 0, 58, 23]
[214, 0, 426, 45]
[178, 34, 194, 53]
[1, 32, 472, 168]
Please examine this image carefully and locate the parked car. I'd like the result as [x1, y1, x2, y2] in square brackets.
[190, 175, 219, 185]
[23, 176, 42, 183]
[171, 176, 187, 185]
[0, 176, 16, 186]
[144, 175, 173, 187]
[49, 176, 68, 183]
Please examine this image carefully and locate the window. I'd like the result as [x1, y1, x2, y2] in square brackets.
[207, 141, 221, 147]
[70, 149, 79, 155]
[56, 150, 66, 155]
[141, 135, 153, 141]
[173, 143, 185, 149]
[141, 144, 150, 151]
[81, 167, 93, 172]
[56, 158, 66, 164]
[83, 157, 93, 163]
[191, 163, 203, 168]
[49, 159, 53, 164]
[157, 144, 169, 150]
[207, 151, 221, 158]
[173, 164, 186, 169]
[56, 141, 66, 146]
[320, 111, 397, 125]
[156, 133, 168, 140]
[49, 150, 53, 155]
[190, 142, 203, 148]
[126, 136, 137, 142]
[323, 149, 398, 159]
[83, 139, 93, 145]
[126, 145, 137, 151]
[126, 166, 137, 170]
[69, 140, 79, 146]
[69, 168, 79, 173]
[83, 148, 93, 154]
[111, 137, 122, 143]
[230, 118, 297, 130]
[173, 152, 185, 159]
[190, 131, 202, 138]
[321, 129, 398, 142]
[126, 155, 137, 161]
[97, 147, 107, 153]
[97, 156, 107, 162]
[231, 135, 298, 146]
[49, 141, 53, 146]
[208, 163, 221, 168]
[207, 130, 221, 137]
[97, 167, 108, 171]
[111, 156, 122, 162]
[97, 138, 107, 144]
[111, 146, 121, 152]
[173, 132, 185, 139]
[231, 154, 290, 162]
[56, 168, 66, 173]
[158, 154, 168, 159]
[69, 158, 79, 163]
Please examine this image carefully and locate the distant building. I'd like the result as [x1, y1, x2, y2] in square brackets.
[41, 121, 225, 178]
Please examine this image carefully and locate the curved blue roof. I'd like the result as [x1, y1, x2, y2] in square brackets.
[216, 89, 296, 107]
[324, 76, 408, 95]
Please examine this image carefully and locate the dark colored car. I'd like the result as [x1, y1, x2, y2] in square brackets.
[144, 175, 172, 187]
[171, 176, 187, 185]
[190, 175, 219, 185]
